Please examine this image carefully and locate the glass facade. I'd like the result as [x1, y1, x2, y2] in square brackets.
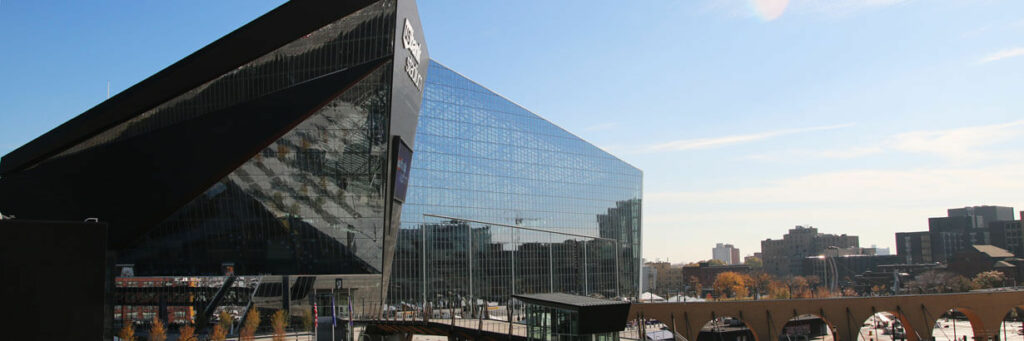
[84, 0, 425, 331]
[389, 61, 643, 307]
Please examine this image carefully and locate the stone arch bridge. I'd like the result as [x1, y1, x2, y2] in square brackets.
[629, 291, 1024, 341]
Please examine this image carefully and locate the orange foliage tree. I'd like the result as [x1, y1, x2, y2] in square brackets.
[272, 309, 289, 341]
[240, 309, 262, 341]
[210, 324, 228, 341]
[713, 271, 750, 299]
[149, 318, 167, 341]
[117, 322, 135, 341]
[177, 324, 197, 341]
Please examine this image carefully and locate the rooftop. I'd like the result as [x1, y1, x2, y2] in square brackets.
[512, 293, 628, 309]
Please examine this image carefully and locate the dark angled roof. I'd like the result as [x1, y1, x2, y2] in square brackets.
[0, 0, 376, 175]
[972, 245, 1014, 259]
[513, 293, 631, 334]
[513, 293, 629, 309]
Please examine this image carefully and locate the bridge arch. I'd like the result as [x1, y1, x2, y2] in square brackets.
[697, 315, 756, 341]
[629, 292, 1024, 341]
[779, 313, 837, 341]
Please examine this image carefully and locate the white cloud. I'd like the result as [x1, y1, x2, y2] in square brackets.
[745, 146, 883, 161]
[890, 120, 1024, 160]
[979, 47, 1024, 64]
[646, 123, 853, 152]
[648, 164, 1024, 205]
[791, 0, 911, 16]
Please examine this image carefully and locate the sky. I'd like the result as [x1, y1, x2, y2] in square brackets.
[2, 1, 1024, 264]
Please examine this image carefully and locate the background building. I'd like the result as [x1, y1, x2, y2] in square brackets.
[712, 243, 740, 265]
[897, 206, 1017, 264]
[948, 206, 1015, 228]
[761, 226, 859, 277]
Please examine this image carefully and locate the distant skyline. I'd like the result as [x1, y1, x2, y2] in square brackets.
[2, 1, 1024, 263]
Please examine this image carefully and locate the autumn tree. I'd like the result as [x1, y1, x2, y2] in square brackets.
[768, 280, 791, 299]
[908, 270, 974, 293]
[949, 275, 975, 292]
[707, 259, 727, 266]
[687, 276, 703, 298]
[240, 309, 262, 341]
[272, 310, 288, 341]
[973, 270, 1007, 289]
[787, 276, 810, 298]
[218, 310, 233, 334]
[713, 271, 749, 299]
[117, 322, 135, 341]
[841, 287, 858, 297]
[748, 272, 773, 299]
[210, 324, 228, 341]
[149, 318, 167, 341]
[744, 257, 763, 269]
[178, 324, 197, 341]
[739, 273, 755, 298]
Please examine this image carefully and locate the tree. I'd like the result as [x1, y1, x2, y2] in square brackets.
[805, 275, 822, 289]
[218, 310, 233, 334]
[241, 309, 262, 341]
[687, 276, 703, 298]
[813, 286, 832, 298]
[787, 276, 810, 298]
[739, 273, 756, 298]
[748, 272, 773, 299]
[745, 257, 763, 269]
[272, 310, 288, 341]
[211, 324, 228, 341]
[841, 287, 857, 297]
[713, 271, 749, 299]
[768, 280, 791, 299]
[973, 270, 1007, 289]
[178, 324, 197, 341]
[949, 275, 975, 292]
[707, 259, 727, 266]
[117, 322, 135, 341]
[301, 310, 314, 334]
[908, 270, 973, 293]
[149, 318, 167, 341]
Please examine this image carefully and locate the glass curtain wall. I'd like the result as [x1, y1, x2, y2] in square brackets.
[110, 1, 399, 331]
[389, 61, 643, 308]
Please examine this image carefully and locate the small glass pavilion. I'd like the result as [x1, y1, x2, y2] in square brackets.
[514, 293, 631, 341]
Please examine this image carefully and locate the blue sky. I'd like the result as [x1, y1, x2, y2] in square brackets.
[2, 0, 1023, 263]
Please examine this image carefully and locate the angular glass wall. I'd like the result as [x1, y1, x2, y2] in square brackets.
[108, 1, 402, 333]
[389, 61, 643, 308]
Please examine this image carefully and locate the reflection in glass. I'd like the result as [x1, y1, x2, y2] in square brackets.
[389, 61, 643, 307]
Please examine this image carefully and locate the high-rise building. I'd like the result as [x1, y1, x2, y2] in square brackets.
[897, 206, 1017, 264]
[712, 243, 738, 265]
[0, 0, 642, 331]
[760, 226, 859, 276]
[948, 206, 1015, 228]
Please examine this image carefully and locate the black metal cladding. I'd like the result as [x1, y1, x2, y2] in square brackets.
[0, 0, 380, 175]
[0, 0, 416, 278]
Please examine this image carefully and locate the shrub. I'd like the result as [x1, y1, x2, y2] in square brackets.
[149, 318, 167, 341]
[117, 322, 135, 341]
[272, 310, 288, 341]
